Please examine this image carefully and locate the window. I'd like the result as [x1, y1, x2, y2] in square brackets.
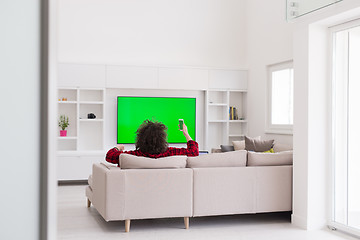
[266, 61, 293, 134]
[330, 20, 360, 237]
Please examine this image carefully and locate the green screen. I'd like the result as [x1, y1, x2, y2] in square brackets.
[117, 96, 196, 144]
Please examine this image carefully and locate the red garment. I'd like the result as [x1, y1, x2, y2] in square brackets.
[105, 140, 199, 166]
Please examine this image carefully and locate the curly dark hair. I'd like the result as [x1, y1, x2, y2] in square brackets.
[135, 120, 168, 155]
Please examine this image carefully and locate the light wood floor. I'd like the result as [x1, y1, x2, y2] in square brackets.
[58, 185, 357, 240]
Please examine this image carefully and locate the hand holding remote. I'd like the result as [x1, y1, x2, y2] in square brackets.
[179, 120, 192, 142]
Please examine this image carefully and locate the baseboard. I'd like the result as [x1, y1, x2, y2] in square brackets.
[291, 214, 308, 229]
[58, 180, 88, 186]
[292, 214, 327, 230]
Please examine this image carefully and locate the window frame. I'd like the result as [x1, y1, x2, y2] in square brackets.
[266, 60, 294, 135]
[328, 18, 360, 238]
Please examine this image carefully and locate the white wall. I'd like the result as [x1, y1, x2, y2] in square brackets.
[58, 0, 247, 68]
[0, 0, 41, 239]
[293, 23, 330, 230]
[246, 0, 294, 145]
[105, 89, 205, 150]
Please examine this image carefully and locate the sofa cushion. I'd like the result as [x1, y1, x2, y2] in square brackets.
[187, 150, 247, 168]
[119, 154, 187, 169]
[245, 136, 274, 152]
[247, 150, 293, 166]
[220, 145, 235, 152]
[273, 143, 292, 152]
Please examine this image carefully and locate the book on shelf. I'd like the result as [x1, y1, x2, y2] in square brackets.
[229, 106, 238, 120]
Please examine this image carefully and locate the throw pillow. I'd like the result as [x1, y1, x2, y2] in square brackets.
[233, 136, 260, 151]
[119, 154, 187, 169]
[247, 150, 293, 166]
[232, 140, 245, 150]
[263, 148, 274, 153]
[187, 150, 247, 168]
[245, 136, 274, 152]
[220, 145, 235, 152]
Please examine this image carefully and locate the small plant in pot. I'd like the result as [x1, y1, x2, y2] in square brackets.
[58, 115, 70, 137]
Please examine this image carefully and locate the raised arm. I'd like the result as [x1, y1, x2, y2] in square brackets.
[167, 122, 199, 156]
[180, 123, 193, 142]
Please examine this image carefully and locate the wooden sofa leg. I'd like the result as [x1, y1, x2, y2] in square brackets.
[184, 217, 189, 229]
[125, 219, 131, 232]
[87, 198, 91, 208]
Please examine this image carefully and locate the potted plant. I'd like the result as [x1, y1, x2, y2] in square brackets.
[58, 115, 70, 137]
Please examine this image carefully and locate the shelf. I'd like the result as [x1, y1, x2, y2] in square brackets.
[206, 88, 247, 151]
[58, 136, 77, 140]
[208, 120, 227, 123]
[229, 120, 247, 123]
[58, 101, 77, 104]
[57, 87, 105, 156]
[209, 103, 227, 106]
[79, 101, 104, 104]
[207, 120, 247, 123]
[79, 119, 104, 122]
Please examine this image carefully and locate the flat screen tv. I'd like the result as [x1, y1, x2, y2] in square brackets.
[117, 96, 196, 144]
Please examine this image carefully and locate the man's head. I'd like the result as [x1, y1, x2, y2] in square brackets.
[135, 120, 168, 154]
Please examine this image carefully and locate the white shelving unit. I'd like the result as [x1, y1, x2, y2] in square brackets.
[205, 89, 247, 151]
[57, 63, 248, 180]
[57, 88, 105, 180]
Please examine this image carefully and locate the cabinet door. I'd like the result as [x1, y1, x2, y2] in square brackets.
[58, 64, 106, 88]
[57, 156, 81, 181]
[57, 155, 104, 181]
[158, 67, 208, 90]
[106, 65, 158, 89]
[209, 70, 247, 90]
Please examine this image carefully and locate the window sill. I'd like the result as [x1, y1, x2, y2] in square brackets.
[265, 129, 293, 135]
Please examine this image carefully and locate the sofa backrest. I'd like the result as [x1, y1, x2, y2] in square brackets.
[119, 154, 187, 169]
[273, 143, 292, 152]
[192, 165, 293, 216]
[187, 150, 247, 168]
[247, 150, 293, 166]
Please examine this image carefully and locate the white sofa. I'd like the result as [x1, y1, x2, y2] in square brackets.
[85, 146, 293, 232]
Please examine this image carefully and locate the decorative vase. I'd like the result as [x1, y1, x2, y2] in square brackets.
[60, 130, 67, 137]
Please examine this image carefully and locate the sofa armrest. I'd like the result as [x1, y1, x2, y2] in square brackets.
[91, 163, 193, 221]
[92, 163, 125, 221]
